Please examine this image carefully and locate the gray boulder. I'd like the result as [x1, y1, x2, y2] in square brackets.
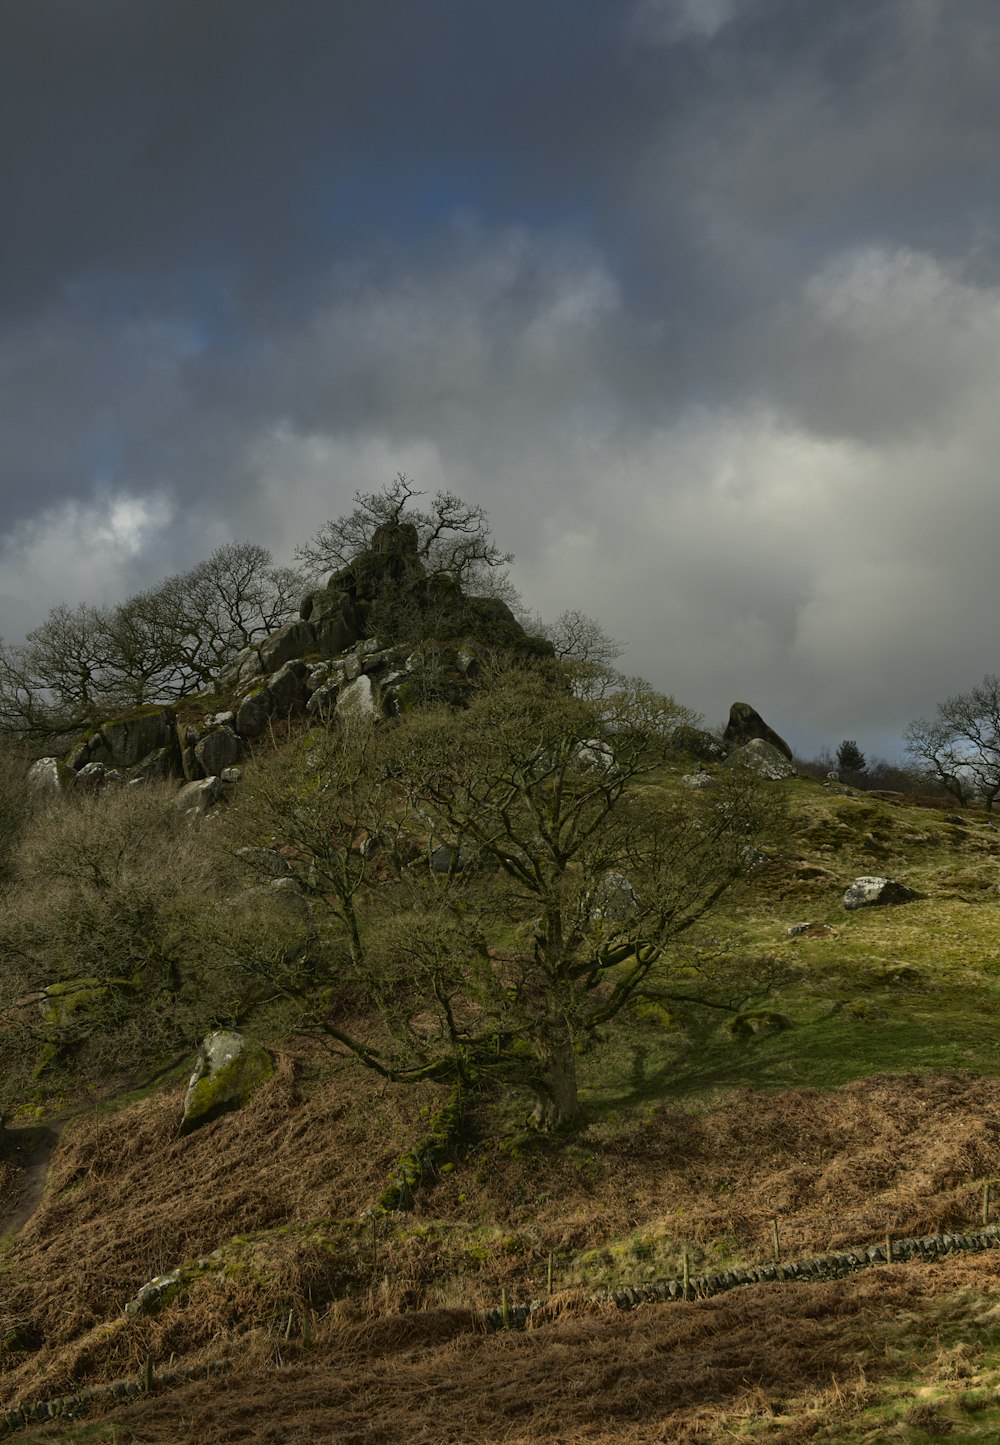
[843, 876, 920, 911]
[27, 757, 74, 793]
[194, 727, 244, 776]
[255, 619, 315, 674]
[179, 1029, 273, 1135]
[235, 689, 271, 739]
[95, 707, 177, 768]
[727, 739, 796, 780]
[589, 871, 641, 923]
[175, 776, 224, 818]
[265, 659, 309, 717]
[75, 761, 124, 791]
[723, 702, 793, 760]
[574, 739, 619, 776]
[337, 674, 379, 722]
[128, 746, 181, 784]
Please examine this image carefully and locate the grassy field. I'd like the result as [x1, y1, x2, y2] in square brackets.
[6, 771, 1000, 1440]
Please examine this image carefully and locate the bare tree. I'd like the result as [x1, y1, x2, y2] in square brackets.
[903, 675, 1000, 808]
[0, 542, 305, 741]
[295, 474, 513, 593]
[231, 667, 783, 1128]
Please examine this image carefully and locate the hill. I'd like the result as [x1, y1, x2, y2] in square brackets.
[4, 769, 1000, 1439]
[3, 494, 1000, 1441]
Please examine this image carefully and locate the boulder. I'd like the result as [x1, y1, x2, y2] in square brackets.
[574, 739, 619, 776]
[723, 702, 793, 760]
[306, 681, 339, 721]
[681, 772, 716, 789]
[255, 619, 315, 674]
[26, 757, 75, 793]
[589, 871, 641, 923]
[235, 689, 272, 739]
[38, 977, 109, 1029]
[216, 646, 264, 692]
[265, 659, 309, 717]
[843, 876, 920, 911]
[179, 1030, 273, 1135]
[95, 707, 177, 768]
[336, 674, 379, 722]
[194, 727, 244, 776]
[74, 761, 124, 791]
[727, 739, 796, 780]
[175, 776, 225, 818]
[128, 745, 181, 784]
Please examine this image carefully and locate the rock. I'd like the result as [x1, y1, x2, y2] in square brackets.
[95, 707, 177, 768]
[787, 921, 812, 937]
[220, 766, 243, 783]
[237, 846, 292, 876]
[575, 739, 619, 775]
[194, 727, 244, 776]
[727, 739, 796, 780]
[124, 1267, 185, 1318]
[235, 689, 271, 739]
[843, 876, 920, 911]
[429, 844, 477, 874]
[26, 757, 74, 793]
[337, 674, 379, 722]
[38, 977, 109, 1028]
[681, 772, 716, 789]
[305, 681, 339, 720]
[175, 776, 224, 818]
[128, 745, 181, 783]
[265, 659, 309, 718]
[723, 702, 793, 760]
[255, 619, 315, 674]
[178, 1029, 273, 1135]
[589, 871, 641, 923]
[74, 762, 124, 791]
[217, 647, 264, 692]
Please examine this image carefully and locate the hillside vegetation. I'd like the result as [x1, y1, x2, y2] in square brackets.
[3, 489, 1000, 1441]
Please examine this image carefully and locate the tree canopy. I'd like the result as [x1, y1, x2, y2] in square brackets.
[232, 667, 782, 1127]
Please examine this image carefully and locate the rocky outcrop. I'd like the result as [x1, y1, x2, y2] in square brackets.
[727, 738, 796, 780]
[178, 1030, 273, 1135]
[57, 523, 551, 800]
[843, 876, 920, 911]
[723, 702, 793, 760]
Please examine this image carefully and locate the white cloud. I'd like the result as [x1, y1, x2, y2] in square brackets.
[0, 491, 174, 636]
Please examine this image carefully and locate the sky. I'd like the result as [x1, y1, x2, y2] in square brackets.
[2, 0, 999, 758]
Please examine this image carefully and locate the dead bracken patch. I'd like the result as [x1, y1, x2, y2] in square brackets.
[5, 1066, 1000, 1432]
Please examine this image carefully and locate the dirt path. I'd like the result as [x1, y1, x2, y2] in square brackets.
[0, 1126, 61, 1236]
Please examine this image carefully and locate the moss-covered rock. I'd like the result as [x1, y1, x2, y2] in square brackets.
[179, 1030, 273, 1135]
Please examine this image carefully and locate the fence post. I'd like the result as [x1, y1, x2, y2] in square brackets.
[885, 1232, 893, 1264]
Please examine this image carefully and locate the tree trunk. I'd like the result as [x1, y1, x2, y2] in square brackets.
[531, 1033, 579, 1129]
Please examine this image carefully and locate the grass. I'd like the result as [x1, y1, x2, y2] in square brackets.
[9, 770, 1000, 1438]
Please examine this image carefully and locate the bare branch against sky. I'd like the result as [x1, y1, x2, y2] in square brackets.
[1, 0, 998, 754]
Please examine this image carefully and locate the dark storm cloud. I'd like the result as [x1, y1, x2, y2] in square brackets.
[2, 0, 1000, 754]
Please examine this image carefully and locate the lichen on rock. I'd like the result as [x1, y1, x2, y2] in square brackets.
[178, 1029, 273, 1135]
